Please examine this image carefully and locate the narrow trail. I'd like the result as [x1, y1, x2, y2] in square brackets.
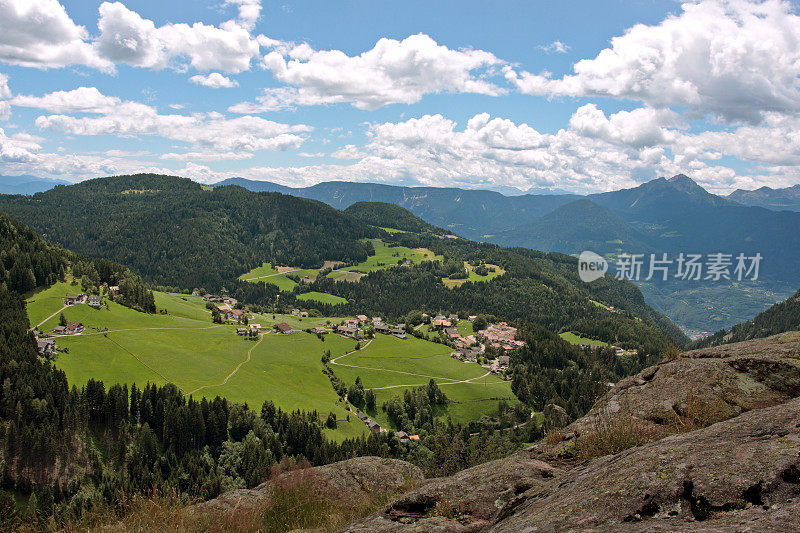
[102, 334, 188, 395]
[188, 333, 266, 395]
[32, 304, 68, 330]
[242, 269, 299, 281]
[50, 324, 226, 338]
[370, 371, 510, 390]
[330, 339, 509, 390]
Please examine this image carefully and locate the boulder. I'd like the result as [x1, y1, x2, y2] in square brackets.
[193, 457, 423, 515]
[340, 453, 561, 532]
[542, 403, 570, 428]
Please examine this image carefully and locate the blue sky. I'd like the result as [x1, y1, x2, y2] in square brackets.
[0, 0, 799, 194]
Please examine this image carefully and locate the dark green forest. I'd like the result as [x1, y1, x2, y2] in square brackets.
[343, 201, 446, 234]
[0, 174, 379, 289]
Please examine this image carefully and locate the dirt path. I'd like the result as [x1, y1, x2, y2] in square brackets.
[102, 334, 188, 395]
[188, 333, 266, 395]
[33, 304, 68, 330]
[49, 324, 226, 338]
[242, 269, 300, 281]
[369, 370, 510, 390]
[330, 339, 507, 390]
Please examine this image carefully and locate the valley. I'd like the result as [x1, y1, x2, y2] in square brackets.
[26, 281, 516, 441]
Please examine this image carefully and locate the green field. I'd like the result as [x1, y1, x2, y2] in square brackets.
[559, 331, 608, 347]
[330, 239, 442, 275]
[332, 334, 516, 424]
[296, 291, 348, 305]
[26, 283, 514, 438]
[239, 263, 298, 291]
[443, 262, 506, 288]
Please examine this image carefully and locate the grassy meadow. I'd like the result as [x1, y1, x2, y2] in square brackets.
[442, 262, 506, 288]
[26, 283, 514, 439]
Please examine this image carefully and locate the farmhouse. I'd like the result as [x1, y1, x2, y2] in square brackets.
[274, 323, 293, 334]
[37, 339, 55, 357]
[356, 314, 368, 323]
[300, 311, 309, 317]
[217, 304, 232, 313]
[345, 319, 358, 329]
[336, 326, 360, 339]
[444, 328, 460, 340]
[390, 328, 406, 339]
[64, 294, 86, 305]
[312, 326, 328, 335]
[431, 318, 452, 329]
[396, 430, 409, 442]
[498, 355, 510, 367]
[291, 308, 300, 316]
[449, 314, 459, 322]
[372, 317, 383, 325]
[477, 322, 518, 343]
[87, 295, 103, 308]
[55, 322, 84, 336]
[367, 419, 381, 433]
[374, 324, 390, 334]
[230, 309, 245, 319]
[249, 324, 261, 332]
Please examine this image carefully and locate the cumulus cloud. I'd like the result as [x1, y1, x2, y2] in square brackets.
[94, 1, 260, 73]
[18, 87, 311, 156]
[12, 87, 121, 114]
[231, 33, 505, 111]
[0, 0, 111, 71]
[189, 72, 239, 88]
[223, 0, 262, 31]
[507, 0, 800, 123]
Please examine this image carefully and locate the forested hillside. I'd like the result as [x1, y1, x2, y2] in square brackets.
[0, 175, 379, 289]
[689, 287, 800, 348]
[343, 201, 446, 234]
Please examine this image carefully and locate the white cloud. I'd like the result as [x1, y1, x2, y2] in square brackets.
[95, 1, 260, 73]
[507, 0, 800, 123]
[231, 33, 505, 111]
[0, 127, 41, 163]
[0, 73, 10, 99]
[0, 0, 112, 71]
[160, 150, 255, 161]
[19, 87, 311, 155]
[223, 0, 262, 31]
[536, 41, 570, 54]
[330, 144, 365, 159]
[12, 87, 120, 114]
[568, 104, 683, 148]
[189, 72, 239, 88]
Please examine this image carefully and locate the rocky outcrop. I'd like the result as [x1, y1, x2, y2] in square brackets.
[566, 332, 800, 438]
[193, 457, 423, 515]
[491, 396, 800, 532]
[341, 455, 560, 532]
[337, 333, 800, 532]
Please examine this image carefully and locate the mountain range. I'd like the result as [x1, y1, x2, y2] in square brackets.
[0, 174, 70, 195]
[213, 175, 800, 334]
[4, 172, 799, 333]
